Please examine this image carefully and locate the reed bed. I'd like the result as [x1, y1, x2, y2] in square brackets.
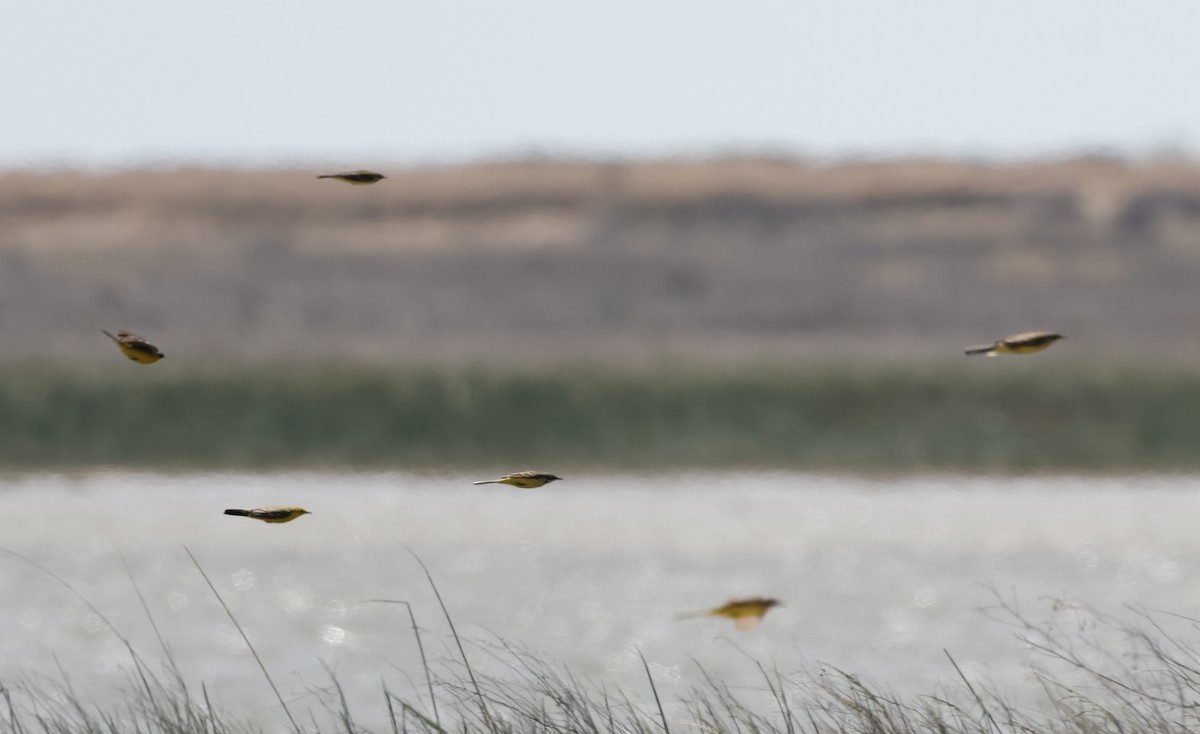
[1, 361, 1199, 471]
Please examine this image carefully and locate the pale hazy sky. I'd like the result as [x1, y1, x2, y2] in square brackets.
[3, 1, 1199, 168]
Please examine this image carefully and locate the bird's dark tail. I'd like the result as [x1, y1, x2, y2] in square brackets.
[316, 175, 334, 179]
[224, 509, 251, 516]
[99, 329, 118, 342]
[963, 344, 996, 356]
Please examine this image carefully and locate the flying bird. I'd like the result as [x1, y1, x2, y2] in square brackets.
[473, 471, 563, 489]
[676, 597, 782, 631]
[224, 507, 312, 524]
[100, 329, 165, 364]
[964, 331, 1065, 356]
[317, 170, 387, 185]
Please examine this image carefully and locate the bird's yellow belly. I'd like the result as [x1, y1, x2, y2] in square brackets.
[120, 347, 161, 364]
[1006, 343, 1050, 354]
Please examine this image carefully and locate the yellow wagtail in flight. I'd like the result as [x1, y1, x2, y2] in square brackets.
[224, 507, 312, 524]
[964, 331, 1064, 356]
[100, 329, 165, 364]
[473, 471, 563, 489]
[676, 597, 782, 631]
[317, 170, 387, 185]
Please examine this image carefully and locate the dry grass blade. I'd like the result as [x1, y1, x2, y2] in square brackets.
[1, 547, 169, 705]
[382, 681, 399, 734]
[183, 546, 300, 734]
[201, 682, 220, 734]
[754, 661, 794, 734]
[362, 599, 440, 726]
[636, 647, 670, 734]
[943, 649, 999, 734]
[385, 691, 448, 734]
[405, 547, 496, 731]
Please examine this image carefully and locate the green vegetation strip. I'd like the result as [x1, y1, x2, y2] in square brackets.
[0, 362, 1197, 470]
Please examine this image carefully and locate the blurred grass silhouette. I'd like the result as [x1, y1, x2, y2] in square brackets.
[2, 361, 1199, 471]
[5, 568, 1200, 733]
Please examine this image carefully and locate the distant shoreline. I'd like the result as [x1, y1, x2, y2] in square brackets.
[4, 155, 1200, 362]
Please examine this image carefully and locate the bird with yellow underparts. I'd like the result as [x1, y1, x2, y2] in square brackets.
[964, 331, 1064, 357]
[473, 471, 563, 489]
[317, 170, 386, 185]
[224, 507, 311, 524]
[100, 329, 165, 364]
[676, 597, 782, 631]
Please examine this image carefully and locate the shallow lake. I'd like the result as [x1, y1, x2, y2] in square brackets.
[2, 471, 1197, 730]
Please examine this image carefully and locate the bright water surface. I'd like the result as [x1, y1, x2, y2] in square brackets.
[2, 471, 1198, 730]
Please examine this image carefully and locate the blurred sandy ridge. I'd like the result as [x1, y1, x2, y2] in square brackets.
[3, 155, 1200, 364]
